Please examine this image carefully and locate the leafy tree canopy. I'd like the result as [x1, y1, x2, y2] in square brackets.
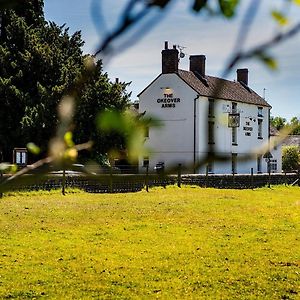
[0, 0, 130, 162]
[271, 116, 300, 135]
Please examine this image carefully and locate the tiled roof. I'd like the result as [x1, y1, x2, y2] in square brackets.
[178, 69, 271, 107]
[282, 135, 300, 147]
[270, 126, 279, 136]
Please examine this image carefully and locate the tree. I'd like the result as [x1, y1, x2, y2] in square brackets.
[282, 145, 300, 172]
[270, 116, 287, 131]
[0, 0, 130, 162]
[270, 116, 300, 135]
[289, 117, 300, 135]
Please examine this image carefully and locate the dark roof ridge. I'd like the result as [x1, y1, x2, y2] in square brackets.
[177, 69, 271, 107]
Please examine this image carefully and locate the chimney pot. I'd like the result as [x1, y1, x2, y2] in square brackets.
[189, 55, 206, 77]
[237, 68, 248, 85]
[164, 41, 168, 50]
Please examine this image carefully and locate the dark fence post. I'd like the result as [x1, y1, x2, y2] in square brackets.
[205, 165, 209, 188]
[62, 168, 66, 196]
[284, 171, 287, 186]
[0, 170, 3, 198]
[232, 170, 235, 187]
[177, 164, 182, 188]
[268, 162, 271, 188]
[145, 165, 149, 192]
[109, 166, 113, 193]
[251, 168, 254, 189]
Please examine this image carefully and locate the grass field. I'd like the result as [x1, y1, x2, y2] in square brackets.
[0, 186, 299, 299]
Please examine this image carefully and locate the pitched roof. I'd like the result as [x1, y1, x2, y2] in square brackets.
[177, 69, 271, 107]
[282, 135, 300, 147]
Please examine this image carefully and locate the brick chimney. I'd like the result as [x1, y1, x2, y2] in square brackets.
[162, 41, 179, 74]
[237, 68, 248, 85]
[189, 55, 206, 77]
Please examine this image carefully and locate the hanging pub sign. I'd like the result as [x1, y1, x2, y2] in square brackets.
[228, 113, 240, 127]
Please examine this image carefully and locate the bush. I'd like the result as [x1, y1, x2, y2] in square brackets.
[282, 146, 300, 172]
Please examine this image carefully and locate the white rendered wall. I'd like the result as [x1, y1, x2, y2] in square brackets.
[139, 74, 198, 172]
[139, 74, 272, 174]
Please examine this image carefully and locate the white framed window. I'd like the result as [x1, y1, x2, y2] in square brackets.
[232, 126, 237, 145]
[258, 107, 263, 117]
[258, 119, 263, 139]
[143, 157, 149, 167]
[208, 121, 215, 144]
[208, 99, 215, 118]
[232, 153, 237, 174]
[257, 156, 262, 173]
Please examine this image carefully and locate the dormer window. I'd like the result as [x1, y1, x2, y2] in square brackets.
[258, 107, 263, 118]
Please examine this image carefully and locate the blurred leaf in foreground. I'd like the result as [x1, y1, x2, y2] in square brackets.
[97, 110, 161, 161]
[255, 51, 278, 70]
[271, 10, 289, 26]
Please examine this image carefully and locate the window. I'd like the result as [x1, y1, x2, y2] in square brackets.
[258, 107, 263, 117]
[208, 99, 215, 118]
[232, 102, 237, 114]
[208, 121, 215, 144]
[144, 126, 149, 138]
[258, 119, 263, 139]
[232, 153, 237, 174]
[270, 159, 277, 172]
[207, 161, 214, 174]
[232, 126, 237, 145]
[257, 156, 262, 173]
[143, 157, 149, 167]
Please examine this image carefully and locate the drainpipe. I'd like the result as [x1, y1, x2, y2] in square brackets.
[193, 95, 200, 173]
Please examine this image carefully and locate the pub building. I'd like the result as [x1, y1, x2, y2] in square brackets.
[137, 41, 281, 174]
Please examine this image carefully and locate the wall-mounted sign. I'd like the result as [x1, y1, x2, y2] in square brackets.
[243, 121, 253, 136]
[228, 113, 240, 127]
[157, 93, 180, 108]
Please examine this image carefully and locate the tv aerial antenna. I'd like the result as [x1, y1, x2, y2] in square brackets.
[177, 45, 187, 59]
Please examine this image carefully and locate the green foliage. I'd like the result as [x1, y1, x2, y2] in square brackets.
[0, 186, 299, 298]
[255, 51, 278, 70]
[0, 1, 130, 163]
[282, 145, 300, 172]
[97, 110, 161, 161]
[271, 116, 300, 134]
[271, 10, 289, 26]
[270, 116, 287, 130]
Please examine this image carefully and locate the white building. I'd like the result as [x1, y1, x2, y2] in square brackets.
[138, 42, 281, 174]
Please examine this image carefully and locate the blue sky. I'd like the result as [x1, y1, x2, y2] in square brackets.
[44, 0, 300, 120]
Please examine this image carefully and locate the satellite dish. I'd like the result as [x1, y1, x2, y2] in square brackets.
[180, 52, 185, 58]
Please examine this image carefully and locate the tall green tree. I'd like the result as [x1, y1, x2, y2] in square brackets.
[0, 0, 130, 162]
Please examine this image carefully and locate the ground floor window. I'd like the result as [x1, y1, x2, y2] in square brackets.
[143, 157, 149, 167]
[232, 153, 237, 174]
[257, 156, 262, 173]
[207, 161, 214, 174]
[270, 159, 277, 172]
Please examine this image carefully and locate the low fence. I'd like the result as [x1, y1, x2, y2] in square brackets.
[0, 171, 299, 194]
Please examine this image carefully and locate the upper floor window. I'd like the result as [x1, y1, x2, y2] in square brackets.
[208, 121, 215, 144]
[258, 107, 263, 117]
[258, 119, 263, 139]
[208, 99, 215, 118]
[232, 102, 237, 114]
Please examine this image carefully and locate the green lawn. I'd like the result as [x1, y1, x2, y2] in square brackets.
[0, 186, 299, 299]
